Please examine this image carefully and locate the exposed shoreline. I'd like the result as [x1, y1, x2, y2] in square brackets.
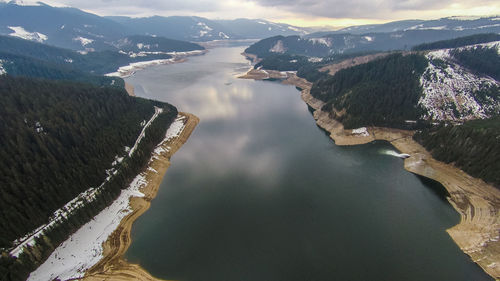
[106, 50, 207, 78]
[82, 112, 199, 281]
[240, 68, 500, 280]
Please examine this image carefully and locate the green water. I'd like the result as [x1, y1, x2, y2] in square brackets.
[125, 46, 492, 281]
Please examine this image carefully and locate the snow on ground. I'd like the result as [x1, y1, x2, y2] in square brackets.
[418, 47, 500, 121]
[73, 36, 93, 46]
[27, 115, 187, 281]
[10, 186, 100, 257]
[9, 107, 164, 257]
[0, 0, 41, 6]
[269, 40, 286, 53]
[8, 26, 47, 43]
[106, 50, 205, 78]
[308, 57, 323, 63]
[309, 38, 332, 47]
[219, 32, 229, 39]
[363, 36, 374, 42]
[105, 58, 174, 77]
[26, 175, 147, 281]
[128, 106, 163, 157]
[351, 127, 369, 137]
[0, 60, 6, 75]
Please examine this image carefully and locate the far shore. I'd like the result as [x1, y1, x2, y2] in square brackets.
[107, 50, 208, 79]
[83, 112, 199, 281]
[240, 66, 500, 280]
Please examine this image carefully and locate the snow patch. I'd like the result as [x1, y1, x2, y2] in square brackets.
[26, 174, 147, 281]
[269, 40, 286, 53]
[364, 36, 374, 42]
[128, 107, 163, 157]
[309, 37, 332, 47]
[0, 0, 41, 6]
[73, 37, 94, 46]
[447, 16, 483, 21]
[418, 48, 500, 121]
[308, 57, 323, 63]
[8, 26, 47, 43]
[25, 114, 189, 281]
[351, 127, 369, 137]
[219, 32, 229, 39]
[0, 60, 6, 75]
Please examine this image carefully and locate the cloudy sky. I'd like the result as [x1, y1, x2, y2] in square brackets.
[45, 0, 499, 27]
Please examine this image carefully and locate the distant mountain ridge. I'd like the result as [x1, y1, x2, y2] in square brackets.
[245, 16, 500, 58]
[106, 16, 308, 42]
[0, 1, 308, 51]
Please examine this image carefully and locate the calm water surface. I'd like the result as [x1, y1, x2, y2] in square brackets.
[125, 46, 492, 281]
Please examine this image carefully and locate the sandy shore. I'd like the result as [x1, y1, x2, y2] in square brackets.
[82, 112, 199, 281]
[240, 67, 500, 279]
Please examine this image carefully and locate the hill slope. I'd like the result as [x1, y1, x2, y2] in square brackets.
[0, 76, 178, 280]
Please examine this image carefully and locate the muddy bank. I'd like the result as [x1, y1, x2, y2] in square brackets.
[240, 67, 500, 279]
[125, 82, 135, 97]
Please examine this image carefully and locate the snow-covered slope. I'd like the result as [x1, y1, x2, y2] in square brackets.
[8, 26, 47, 42]
[418, 42, 500, 121]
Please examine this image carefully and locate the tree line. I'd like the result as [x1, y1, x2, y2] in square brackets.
[414, 117, 500, 187]
[310, 53, 429, 129]
[0, 76, 178, 280]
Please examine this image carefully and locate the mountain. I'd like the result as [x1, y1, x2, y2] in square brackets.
[107, 15, 233, 42]
[213, 18, 308, 39]
[307, 16, 500, 37]
[0, 35, 197, 76]
[246, 16, 500, 58]
[106, 16, 308, 42]
[0, 1, 125, 51]
[0, 3, 208, 53]
[309, 40, 500, 129]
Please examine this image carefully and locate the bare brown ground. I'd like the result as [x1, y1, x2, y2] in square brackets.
[124, 82, 135, 97]
[318, 53, 390, 75]
[82, 112, 200, 281]
[239, 61, 500, 279]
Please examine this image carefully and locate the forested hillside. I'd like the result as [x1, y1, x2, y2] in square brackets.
[412, 33, 500, 51]
[0, 52, 123, 87]
[114, 35, 205, 53]
[0, 76, 178, 280]
[0, 35, 172, 75]
[310, 54, 429, 129]
[414, 118, 500, 187]
[451, 46, 500, 81]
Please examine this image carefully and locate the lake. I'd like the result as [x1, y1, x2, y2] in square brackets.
[125, 46, 492, 281]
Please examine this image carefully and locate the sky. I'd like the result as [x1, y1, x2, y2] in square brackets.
[37, 0, 500, 28]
